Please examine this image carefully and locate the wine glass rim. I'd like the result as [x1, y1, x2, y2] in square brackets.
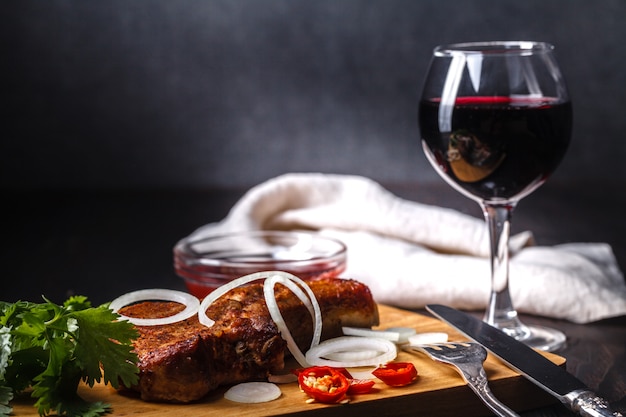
[434, 41, 554, 56]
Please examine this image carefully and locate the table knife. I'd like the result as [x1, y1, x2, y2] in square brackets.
[426, 304, 623, 417]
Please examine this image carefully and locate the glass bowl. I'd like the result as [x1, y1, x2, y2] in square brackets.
[173, 230, 347, 298]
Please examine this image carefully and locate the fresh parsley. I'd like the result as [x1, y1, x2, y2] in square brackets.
[0, 296, 139, 417]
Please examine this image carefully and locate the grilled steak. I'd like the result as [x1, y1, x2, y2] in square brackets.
[119, 277, 379, 403]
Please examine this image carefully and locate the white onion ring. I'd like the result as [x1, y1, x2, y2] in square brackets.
[197, 271, 323, 367]
[384, 327, 417, 344]
[305, 336, 397, 368]
[198, 271, 270, 327]
[323, 349, 380, 362]
[342, 326, 401, 342]
[223, 382, 282, 403]
[109, 289, 200, 326]
[263, 273, 323, 368]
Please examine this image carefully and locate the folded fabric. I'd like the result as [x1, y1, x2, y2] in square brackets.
[186, 173, 626, 323]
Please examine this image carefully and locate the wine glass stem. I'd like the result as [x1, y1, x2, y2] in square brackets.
[481, 202, 530, 340]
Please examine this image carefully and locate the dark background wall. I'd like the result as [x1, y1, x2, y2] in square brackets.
[2, 0, 625, 190]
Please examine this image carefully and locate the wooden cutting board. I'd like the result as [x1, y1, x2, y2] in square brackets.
[9, 305, 564, 417]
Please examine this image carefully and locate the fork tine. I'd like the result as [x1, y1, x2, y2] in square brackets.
[406, 342, 480, 364]
[420, 342, 473, 353]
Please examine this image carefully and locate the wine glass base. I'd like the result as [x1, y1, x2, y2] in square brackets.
[517, 324, 566, 352]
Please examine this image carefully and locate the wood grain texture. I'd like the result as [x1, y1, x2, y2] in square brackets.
[10, 304, 563, 417]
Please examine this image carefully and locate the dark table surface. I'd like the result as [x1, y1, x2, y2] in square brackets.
[3, 180, 625, 416]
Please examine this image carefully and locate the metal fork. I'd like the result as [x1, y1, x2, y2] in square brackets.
[404, 342, 520, 417]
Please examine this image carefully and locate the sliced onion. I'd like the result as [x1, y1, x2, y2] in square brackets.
[109, 289, 200, 326]
[223, 382, 282, 403]
[408, 332, 449, 346]
[342, 326, 401, 342]
[324, 349, 380, 362]
[197, 270, 323, 369]
[198, 271, 271, 327]
[342, 326, 418, 344]
[263, 273, 323, 368]
[384, 327, 417, 344]
[305, 336, 397, 368]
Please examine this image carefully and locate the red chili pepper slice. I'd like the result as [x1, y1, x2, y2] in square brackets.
[347, 378, 375, 395]
[296, 366, 350, 403]
[372, 361, 418, 387]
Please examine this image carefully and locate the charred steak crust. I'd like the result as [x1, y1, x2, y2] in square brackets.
[119, 277, 379, 403]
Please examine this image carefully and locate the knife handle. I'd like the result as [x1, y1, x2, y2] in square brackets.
[565, 390, 624, 417]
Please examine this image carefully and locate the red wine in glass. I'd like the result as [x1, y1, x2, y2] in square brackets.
[418, 42, 573, 352]
[419, 96, 572, 202]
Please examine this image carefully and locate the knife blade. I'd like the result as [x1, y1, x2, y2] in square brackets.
[426, 304, 623, 417]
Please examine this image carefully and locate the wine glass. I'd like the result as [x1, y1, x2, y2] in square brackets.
[418, 41, 572, 352]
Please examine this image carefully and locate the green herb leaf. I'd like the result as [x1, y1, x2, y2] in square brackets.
[0, 297, 139, 417]
[0, 385, 13, 417]
[72, 307, 139, 388]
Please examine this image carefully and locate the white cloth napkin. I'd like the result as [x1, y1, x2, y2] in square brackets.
[186, 173, 626, 323]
